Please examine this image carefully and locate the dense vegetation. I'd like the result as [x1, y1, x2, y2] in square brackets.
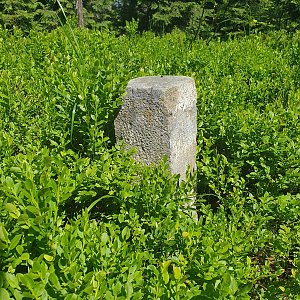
[0, 26, 300, 298]
[1, 0, 300, 37]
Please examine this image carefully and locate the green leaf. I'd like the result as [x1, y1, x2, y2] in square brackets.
[173, 265, 181, 280]
[162, 270, 169, 284]
[0, 288, 10, 300]
[113, 281, 122, 296]
[121, 226, 130, 241]
[101, 232, 109, 244]
[228, 276, 238, 295]
[240, 283, 252, 295]
[105, 291, 114, 300]
[220, 272, 238, 296]
[26, 206, 40, 216]
[20, 253, 30, 261]
[5, 177, 14, 189]
[65, 294, 78, 300]
[125, 281, 133, 298]
[5, 203, 20, 219]
[19, 274, 35, 291]
[0, 224, 9, 244]
[8, 234, 22, 251]
[49, 273, 61, 290]
[44, 254, 54, 262]
[24, 179, 35, 192]
[5, 273, 20, 290]
[0, 272, 3, 288]
[16, 245, 24, 255]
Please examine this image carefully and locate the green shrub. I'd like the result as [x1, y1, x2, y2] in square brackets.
[0, 28, 299, 298]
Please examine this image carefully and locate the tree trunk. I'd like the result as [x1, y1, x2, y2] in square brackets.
[76, 0, 84, 28]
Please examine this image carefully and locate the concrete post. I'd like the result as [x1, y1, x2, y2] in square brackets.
[114, 76, 197, 181]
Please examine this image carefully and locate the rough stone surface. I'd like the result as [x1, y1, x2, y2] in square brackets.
[114, 76, 197, 180]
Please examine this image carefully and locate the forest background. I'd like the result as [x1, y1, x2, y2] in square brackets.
[1, 0, 300, 38]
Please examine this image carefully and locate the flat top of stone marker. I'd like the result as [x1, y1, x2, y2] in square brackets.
[128, 76, 194, 90]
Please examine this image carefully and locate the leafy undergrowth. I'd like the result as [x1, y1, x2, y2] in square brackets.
[0, 28, 300, 299]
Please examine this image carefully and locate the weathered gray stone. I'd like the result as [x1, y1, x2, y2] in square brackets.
[114, 76, 197, 180]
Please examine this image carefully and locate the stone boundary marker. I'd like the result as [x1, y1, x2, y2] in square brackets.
[114, 76, 197, 181]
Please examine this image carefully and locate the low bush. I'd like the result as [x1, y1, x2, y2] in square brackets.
[0, 28, 299, 298]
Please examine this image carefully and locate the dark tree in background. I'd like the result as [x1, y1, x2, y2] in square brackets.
[0, 0, 56, 31]
[76, 0, 84, 27]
